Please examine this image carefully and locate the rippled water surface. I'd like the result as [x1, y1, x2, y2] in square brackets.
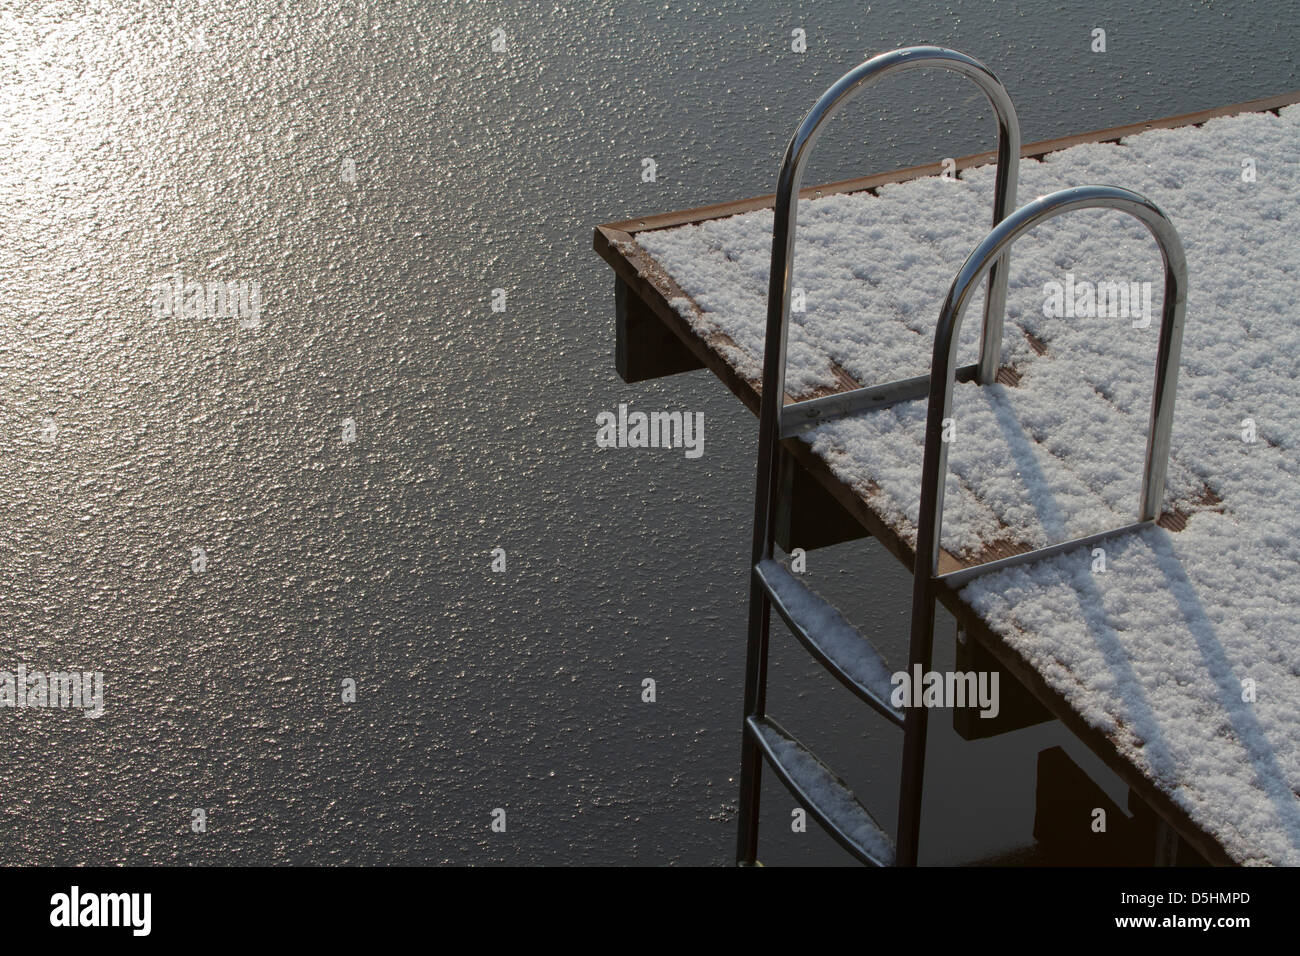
[1, 1, 1295, 864]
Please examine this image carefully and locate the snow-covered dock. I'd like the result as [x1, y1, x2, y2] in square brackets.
[595, 93, 1300, 866]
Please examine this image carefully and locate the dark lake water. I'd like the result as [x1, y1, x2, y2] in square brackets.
[1, 0, 1295, 864]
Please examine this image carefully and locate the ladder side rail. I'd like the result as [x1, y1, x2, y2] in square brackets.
[896, 184, 1189, 866]
[739, 45, 1020, 867]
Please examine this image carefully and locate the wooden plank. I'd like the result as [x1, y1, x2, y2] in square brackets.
[590, 95, 1300, 867]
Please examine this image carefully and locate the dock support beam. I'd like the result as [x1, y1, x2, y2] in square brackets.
[952, 628, 1051, 740]
[773, 449, 869, 554]
[614, 277, 704, 384]
[1033, 747, 1208, 865]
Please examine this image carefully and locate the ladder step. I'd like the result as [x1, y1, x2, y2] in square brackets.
[754, 559, 904, 727]
[747, 715, 895, 866]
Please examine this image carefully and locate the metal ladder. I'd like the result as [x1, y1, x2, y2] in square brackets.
[737, 49, 1189, 867]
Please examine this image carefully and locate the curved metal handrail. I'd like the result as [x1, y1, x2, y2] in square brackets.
[762, 46, 1020, 445]
[740, 49, 1022, 868]
[914, 184, 1188, 584]
[895, 184, 1188, 867]
[751, 46, 1020, 568]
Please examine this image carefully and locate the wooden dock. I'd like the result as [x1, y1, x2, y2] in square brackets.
[594, 91, 1300, 866]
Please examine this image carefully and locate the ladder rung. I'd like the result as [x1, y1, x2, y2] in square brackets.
[755, 559, 904, 727]
[747, 715, 895, 866]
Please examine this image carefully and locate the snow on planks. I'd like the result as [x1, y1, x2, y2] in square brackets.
[594, 93, 1300, 866]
